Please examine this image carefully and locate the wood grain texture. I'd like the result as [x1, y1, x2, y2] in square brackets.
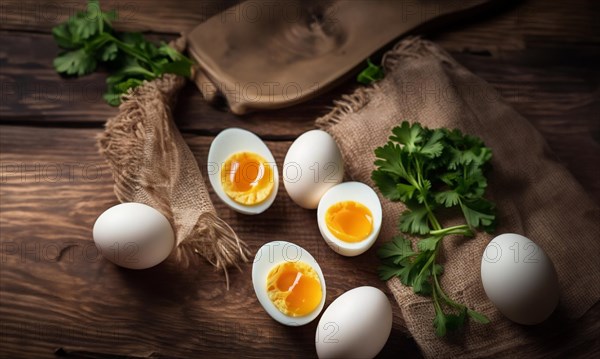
[2, 0, 598, 48]
[429, 0, 600, 53]
[0, 30, 347, 139]
[0, 0, 238, 34]
[0, 126, 420, 358]
[1, 123, 599, 358]
[1, 0, 599, 357]
[1, 28, 597, 199]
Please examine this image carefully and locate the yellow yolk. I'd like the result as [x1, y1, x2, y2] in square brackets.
[325, 201, 373, 243]
[220, 151, 274, 205]
[266, 261, 323, 317]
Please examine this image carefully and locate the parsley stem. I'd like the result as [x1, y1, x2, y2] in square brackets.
[432, 277, 443, 312]
[373, 121, 496, 336]
[427, 209, 442, 231]
[430, 224, 473, 237]
[417, 242, 439, 279]
[421, 200, 441, 231]
[433, 264, 465, 310]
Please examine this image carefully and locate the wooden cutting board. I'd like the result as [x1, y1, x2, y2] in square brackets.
[188, 0, 493, 114]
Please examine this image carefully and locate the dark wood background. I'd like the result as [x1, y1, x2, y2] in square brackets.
[1, 0, 598, 358]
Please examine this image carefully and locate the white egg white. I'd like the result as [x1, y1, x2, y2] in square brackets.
[283, 130, 344, 209]
[315, 286, 392, 359]
[480, 233, 559, 325]
[207, 128, 279, 215]
[317, 182, 382, 257]
[93, 202, 175, 269]
[252, 241, 327, 326]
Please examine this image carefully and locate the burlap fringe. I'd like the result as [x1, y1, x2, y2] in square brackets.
[178, 212, 250, 286]
[98, 74, 250, 288]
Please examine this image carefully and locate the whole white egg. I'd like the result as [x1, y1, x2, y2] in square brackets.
[207, 128, 279, 215]
[252, 241, 326, 326]
[93, 203, 175, 269]
[317, 182, 382, 256]
[283, 130, 344, 209]
[315, 286, 392, 359]
[480, 233, 559, 325]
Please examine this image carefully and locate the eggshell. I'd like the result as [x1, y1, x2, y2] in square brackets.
[93, 203, 175, 269]
[315, 286, 392, 359]
[207, 128, 279, 215]
[481, 233, 559, 325]
[283, 130, 344, 209]
[252, 241, 326, 326]
[317, 182, 382, 256]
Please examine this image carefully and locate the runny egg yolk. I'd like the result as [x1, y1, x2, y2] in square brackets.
[325, 201, 373, 243]
[266, 262, 323, 317]
[220, 151, 274, 205]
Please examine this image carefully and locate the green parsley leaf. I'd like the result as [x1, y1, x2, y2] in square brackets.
[417, 236, 440, 251]
[113, 78, 144, 93]
[377, 236, 415, 264]
[357, 58, 384, 84]
[52, 24, 77, 49]
[373, 120, 497, 336]
[99, 42, 118, 62]
[396, 182, 418, 202]
[434, 190, 460, 207]
[371, 171, 403, 201]
[378, 264, 408, 281]
[53, 49, 97, 76]
[398, 205, 431, 235]
[432, 264, 444, 276]
[52, 0, 194, 106]
[445, 308, 467, 332]
[467, 309, 490, 324]
[374, 142, 411, 179]
[460, 198, 496, 232]
[412, 272, 433, 295]
[158, 60, 194, 78]
[103, 93, 121, 107]
[419, 129, 445, 159]
[434, 310, 448, 337]
[390, 121, 423, 152]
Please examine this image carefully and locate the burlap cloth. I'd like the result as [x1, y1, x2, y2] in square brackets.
[97, 39, 250, 283]
[316, 37, 600, 357]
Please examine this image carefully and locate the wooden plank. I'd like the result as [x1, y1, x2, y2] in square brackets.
[0, 30, 350, 139]
[0, 0, 238, 34]
[1, 0, 598, 141]
[1, 0, 599, 357]
[2, 0, 598, 48]
[0, 125, 420, 358]
[2, 29, 598, 202]
[1, 30, 598, 133]
[2, 124, 600, 357]
[1, 0, 598, 51]
[429, 0, 600, 53]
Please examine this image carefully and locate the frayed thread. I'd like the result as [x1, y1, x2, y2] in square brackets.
[98, 74, 250, 288]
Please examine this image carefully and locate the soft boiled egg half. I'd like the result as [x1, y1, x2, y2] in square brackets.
[207, 128, 278, 214]
[252, 241, 326, 326]
[317, 182, 382, 257]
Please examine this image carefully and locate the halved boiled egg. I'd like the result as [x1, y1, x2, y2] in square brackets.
[207, 128, 278, 215]
[317, 182, 382, 256]
[252, 241, 326, 326]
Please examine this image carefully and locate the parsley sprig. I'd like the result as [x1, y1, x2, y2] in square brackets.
[52, 0, 194, 106]
[357, 58, 384, 85]
[372, 121, 496, 336]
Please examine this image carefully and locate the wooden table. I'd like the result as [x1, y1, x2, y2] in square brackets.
[1, 1, 598, 358]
